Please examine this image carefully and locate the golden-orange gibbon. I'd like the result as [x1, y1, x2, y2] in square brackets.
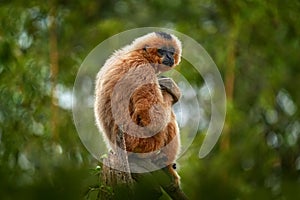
[94, 31, 182, 183]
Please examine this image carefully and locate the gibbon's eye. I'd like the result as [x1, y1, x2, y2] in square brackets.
[157, 48, 166, 57]
[169, 47, 175, 55]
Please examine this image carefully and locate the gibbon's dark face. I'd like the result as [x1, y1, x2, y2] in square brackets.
[157, 46, 175, 67]
[139, 32, 181, 74]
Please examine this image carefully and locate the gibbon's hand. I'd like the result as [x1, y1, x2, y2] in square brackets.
[158, 77, 181, 104]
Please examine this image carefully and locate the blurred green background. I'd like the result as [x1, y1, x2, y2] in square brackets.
[1, 0, 300, 199]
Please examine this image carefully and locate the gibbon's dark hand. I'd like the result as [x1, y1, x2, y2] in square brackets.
[158, 77, 181, 104]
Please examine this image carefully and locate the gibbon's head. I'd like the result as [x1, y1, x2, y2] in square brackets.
[131, 32, 182, 74]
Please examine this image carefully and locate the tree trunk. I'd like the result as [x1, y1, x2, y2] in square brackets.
[221, 15, 240, 151]
[49, 7, 59, 141]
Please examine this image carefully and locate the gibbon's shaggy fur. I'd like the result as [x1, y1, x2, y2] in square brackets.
[94, 32, 182, 181]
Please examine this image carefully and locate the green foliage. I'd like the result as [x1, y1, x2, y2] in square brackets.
[1, 0, 300, 199]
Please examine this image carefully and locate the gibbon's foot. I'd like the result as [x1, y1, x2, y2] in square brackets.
[158, 77, 181, 103]
[172, 163, 177, 169]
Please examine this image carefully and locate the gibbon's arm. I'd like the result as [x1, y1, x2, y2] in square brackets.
[130, 82, 174, 137]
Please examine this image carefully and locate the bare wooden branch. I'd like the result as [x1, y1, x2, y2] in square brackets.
[99, 153, 189, 200]
[98, 128, 134, 199]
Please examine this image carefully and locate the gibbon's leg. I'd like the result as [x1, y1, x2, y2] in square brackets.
[128, 82, 181, 185]
[129, 83, 173, 138]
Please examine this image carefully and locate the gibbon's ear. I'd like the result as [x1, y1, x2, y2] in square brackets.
[143, 45, 149, 52]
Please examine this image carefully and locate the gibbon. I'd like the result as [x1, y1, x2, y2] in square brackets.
[94, 31, 182, 183]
